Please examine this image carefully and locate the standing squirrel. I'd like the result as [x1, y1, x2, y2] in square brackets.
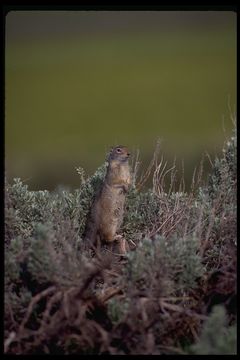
[84, 145, 131, 254]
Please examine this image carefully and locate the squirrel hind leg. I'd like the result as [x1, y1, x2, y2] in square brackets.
[115, 235, 128, 255]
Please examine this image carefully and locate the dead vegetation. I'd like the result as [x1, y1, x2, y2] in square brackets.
[4, 123, 236, 354]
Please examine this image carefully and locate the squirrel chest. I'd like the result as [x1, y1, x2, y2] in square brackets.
[84, 145, 131, 246]
[96, 162, 131, 239]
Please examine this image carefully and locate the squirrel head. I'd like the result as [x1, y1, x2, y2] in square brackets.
[107, 145, 130, 163]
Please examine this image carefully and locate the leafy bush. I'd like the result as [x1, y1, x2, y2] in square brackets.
[189, 305, 237, 355]
[4, 125, 236, 354]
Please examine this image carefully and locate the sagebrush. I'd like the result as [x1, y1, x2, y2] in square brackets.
[4, 125, 236, 354]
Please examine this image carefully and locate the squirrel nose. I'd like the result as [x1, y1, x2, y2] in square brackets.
[127, 152, 130, 157]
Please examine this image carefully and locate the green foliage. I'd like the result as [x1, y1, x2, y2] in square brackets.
[190, 305, 237, 355]
[156, 234, 205, 290]
[76, 162, 107, 235]
[108, 297, 129, 325]
[124, 234, 204, 299]
[4, 126, 236, 354]
[194, 127, 237, 273]
[208, 127, 236, 202]
[123, 188, 161, 244]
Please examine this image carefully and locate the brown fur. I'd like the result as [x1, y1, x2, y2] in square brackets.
[84, 146, 131, 253]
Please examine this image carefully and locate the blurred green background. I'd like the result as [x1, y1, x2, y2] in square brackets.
[5, 11, 236, 190]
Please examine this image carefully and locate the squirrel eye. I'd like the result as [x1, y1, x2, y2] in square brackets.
[116, 148, 121, 153]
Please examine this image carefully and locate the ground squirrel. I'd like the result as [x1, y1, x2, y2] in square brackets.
[84, 145, 131, 254]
